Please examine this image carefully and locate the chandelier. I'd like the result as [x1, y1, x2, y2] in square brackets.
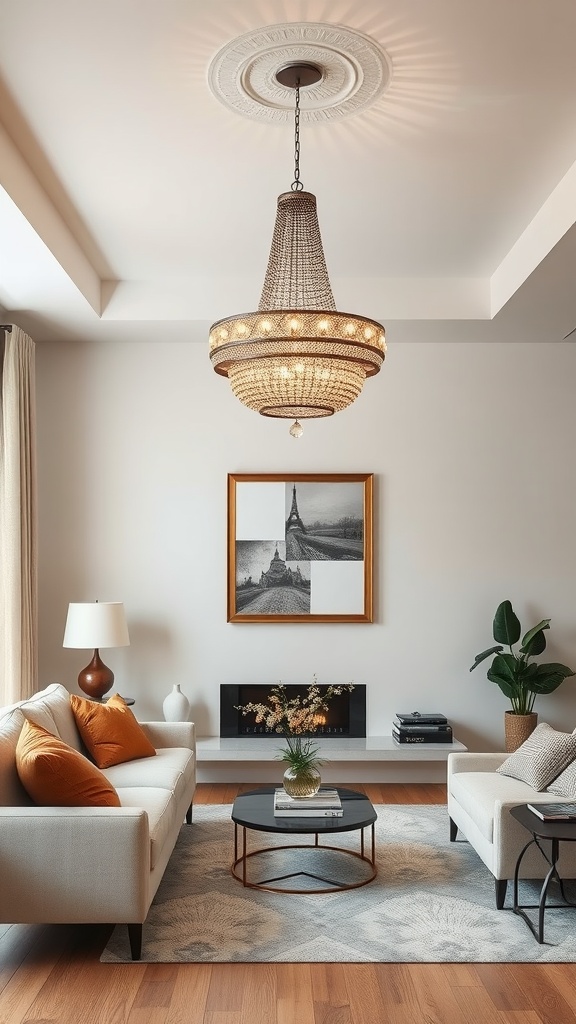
[209, 62, 386, 437]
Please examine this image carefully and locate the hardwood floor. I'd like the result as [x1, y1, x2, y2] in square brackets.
[1, 782, 576, 1024]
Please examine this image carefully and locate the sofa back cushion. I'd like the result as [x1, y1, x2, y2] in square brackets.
[0, 708, 33, 805]
[15, 719, 121, 806]
[19, 683, 82, 750]
[0, 684, 85, 806]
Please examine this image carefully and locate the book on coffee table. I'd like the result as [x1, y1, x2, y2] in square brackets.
[527, 802, 576, 820]
[273, 788, 343, 816]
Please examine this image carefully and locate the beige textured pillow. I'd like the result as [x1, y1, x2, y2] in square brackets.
[496, 723, 576, 791]
[547, 757, 576, 797]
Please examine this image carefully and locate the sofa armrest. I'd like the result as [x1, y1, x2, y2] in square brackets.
[139, 721, 196, 750]
[0, 806, 151, 923]
[448, 751, 508, 776]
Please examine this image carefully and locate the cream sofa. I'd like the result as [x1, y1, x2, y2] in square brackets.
[0, 683, 196, 959]
[448, 751, 576, 908]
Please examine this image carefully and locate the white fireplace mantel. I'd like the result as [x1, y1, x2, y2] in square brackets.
[196, 735, 467, 784]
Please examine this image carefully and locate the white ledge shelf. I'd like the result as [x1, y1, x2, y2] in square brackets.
[196, 735, 467, 763]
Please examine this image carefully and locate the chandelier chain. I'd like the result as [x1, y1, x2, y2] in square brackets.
[291, 82, 304, 192]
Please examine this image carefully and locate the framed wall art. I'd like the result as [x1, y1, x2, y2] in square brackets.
[227, 473, 374, 623]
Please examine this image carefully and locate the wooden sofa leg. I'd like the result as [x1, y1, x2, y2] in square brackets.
[186, 802, 193, 824]
[495, 879, 507, 909]
[449, 816, 458, 841]
[128, 923, 142, 960]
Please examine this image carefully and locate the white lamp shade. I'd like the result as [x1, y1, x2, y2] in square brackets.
[63, 602, 130, 649]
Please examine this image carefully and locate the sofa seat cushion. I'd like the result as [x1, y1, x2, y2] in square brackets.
[450, 771, 546, 842]
[115, 786, 177, 869]
[102, 747, 194, 805]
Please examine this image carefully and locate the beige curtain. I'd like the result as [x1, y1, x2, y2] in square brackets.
[0, 325, 38, 704]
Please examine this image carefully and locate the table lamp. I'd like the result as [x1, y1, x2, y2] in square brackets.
[63, 601, 130, 699]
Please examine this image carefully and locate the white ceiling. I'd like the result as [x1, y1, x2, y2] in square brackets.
[1, 0, 576, 346]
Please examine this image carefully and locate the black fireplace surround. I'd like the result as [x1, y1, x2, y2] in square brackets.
[220, 683, 366, 738]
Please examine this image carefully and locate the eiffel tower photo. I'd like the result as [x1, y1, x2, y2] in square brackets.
[285, 483, 306, 535]
[284, 481, 364, 562]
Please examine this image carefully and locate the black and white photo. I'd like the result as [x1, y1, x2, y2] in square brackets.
[228, 474, 373, 622]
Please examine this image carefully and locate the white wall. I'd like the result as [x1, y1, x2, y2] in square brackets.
[35, 334, 576, 767]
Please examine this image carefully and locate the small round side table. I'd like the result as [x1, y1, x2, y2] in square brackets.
[510, 803, 576, 943]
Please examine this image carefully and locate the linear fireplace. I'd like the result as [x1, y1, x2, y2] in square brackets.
[220, 683, 366, 738]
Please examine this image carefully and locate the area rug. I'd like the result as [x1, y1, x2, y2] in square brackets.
[101, 804, 576, 963]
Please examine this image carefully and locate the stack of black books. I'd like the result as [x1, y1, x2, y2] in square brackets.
[392, 712, 453, 744]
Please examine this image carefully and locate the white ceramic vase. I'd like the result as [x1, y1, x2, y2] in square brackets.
[163, 684, 190, 722]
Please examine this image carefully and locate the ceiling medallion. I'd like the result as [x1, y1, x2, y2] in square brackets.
[207, 22, 392, 123]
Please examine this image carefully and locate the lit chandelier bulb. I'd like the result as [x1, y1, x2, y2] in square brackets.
[289, 419, 303, 438]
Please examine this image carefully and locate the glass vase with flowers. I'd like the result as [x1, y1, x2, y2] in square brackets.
[235, 678, 355, 797]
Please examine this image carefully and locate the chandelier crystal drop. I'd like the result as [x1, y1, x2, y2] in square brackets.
[208, 61, 386, 435]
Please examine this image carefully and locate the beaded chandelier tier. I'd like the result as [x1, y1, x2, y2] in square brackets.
[209, 62, 386, 436]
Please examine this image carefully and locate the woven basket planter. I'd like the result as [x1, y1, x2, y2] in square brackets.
[504, 711, 538, 752]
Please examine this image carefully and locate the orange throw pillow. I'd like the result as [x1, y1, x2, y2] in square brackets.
[16, 719, 121, 806]
[70, 693, 156, 769]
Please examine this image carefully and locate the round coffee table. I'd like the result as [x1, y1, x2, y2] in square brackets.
[231, 787, 377, 893]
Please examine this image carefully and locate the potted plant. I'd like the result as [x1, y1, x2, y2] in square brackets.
[470, 600, 575, 751]
[235, 678, 354, 796]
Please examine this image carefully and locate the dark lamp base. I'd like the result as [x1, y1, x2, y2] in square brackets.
[78, 649, 114, 700]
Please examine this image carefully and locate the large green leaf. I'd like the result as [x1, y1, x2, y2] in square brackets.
[469, 645, 503, 671]
[487, 653, 522, 693]
[486, 670, 517, 700]
[526, 663, 576, 694]
[520, 620, 550, 656]
[493, 601, 521, 646]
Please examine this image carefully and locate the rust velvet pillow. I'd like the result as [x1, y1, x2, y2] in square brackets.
[70, 693, 156, 769]
[15, 718, 121, 806]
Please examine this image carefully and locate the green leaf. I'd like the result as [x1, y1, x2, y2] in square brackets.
[487, 671, 517, 700]
[487, 653, 522, 695]
[526, 663, 576, 694]
[520, 620, 550, 656]
[491, 652, 521, 682]
[469, 645, 503, 671]
[493, 601, 521, 646]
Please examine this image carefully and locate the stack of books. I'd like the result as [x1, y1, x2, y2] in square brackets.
[392, 712, 453, 744]
[527, 802, 576, 820]
[273, 788, 343, 817]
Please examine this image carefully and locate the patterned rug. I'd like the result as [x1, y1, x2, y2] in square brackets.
[101, 803, 576, 963]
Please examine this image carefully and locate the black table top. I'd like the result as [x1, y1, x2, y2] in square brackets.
[511, 803, 576, 840]
[231, 786, 377, 835]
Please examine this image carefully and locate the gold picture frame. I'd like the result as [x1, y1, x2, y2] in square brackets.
[227, 473, 374, 623]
